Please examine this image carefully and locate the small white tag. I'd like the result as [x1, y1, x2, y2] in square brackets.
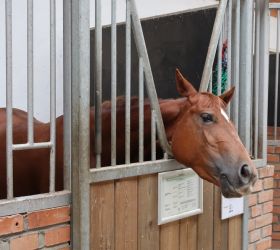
[221, 108, 230, 122]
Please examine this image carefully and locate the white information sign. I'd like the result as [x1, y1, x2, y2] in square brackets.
[221, 195, 244, 220]
[158, 168, 203, 225]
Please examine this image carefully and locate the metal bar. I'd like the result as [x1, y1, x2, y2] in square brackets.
[94, 0, 102, 168]
[111, 0, 117, 166]
[63, 0, 72, 190]
[227, 0, 232, 115]
[254, 0, 261, 157]
[274, 10, 280, 140]
[269, 3, 280, 9]
[268, 140, 280, 146]
[6, 0, 13, 199]
[231, 0, 240, 130]
[27, 0, 34, 144]
[71, 0, 90, 249]
[151, 110, 156, 161]
[208, 73, 213, 93]
[200, 0, 228, 92]
[240, 2, 254, 249]
[49, 0, 56, 193]
[258, 0, 269, 162]
[139, 57, 144, 162]
[89, 159, 184, 183]
[130, 0, 173, 156]
[12, 142, 53, 150]
[217, 34, 222, 95]
[125, 0, 131, 164]
[0, 191, 71, 217]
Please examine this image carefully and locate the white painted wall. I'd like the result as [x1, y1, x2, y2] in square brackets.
[0, 0, 217, 122]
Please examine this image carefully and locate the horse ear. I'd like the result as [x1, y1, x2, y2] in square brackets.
[219, 86, 235, 106]
[175, 68, 197, 97]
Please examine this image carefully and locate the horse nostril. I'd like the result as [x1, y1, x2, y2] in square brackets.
[240, 164, 251, 180]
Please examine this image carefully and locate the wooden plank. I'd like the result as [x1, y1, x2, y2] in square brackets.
[197, 181, 214, 250]
[228, 215, 242, 250]
[90, 181, 114, 250]
[213, 186, 228, 250]
[179, 216, 198, 250]
[138, 175, 160, 250]
[115, 177, 138, 250]
[160, 221, 180, 250]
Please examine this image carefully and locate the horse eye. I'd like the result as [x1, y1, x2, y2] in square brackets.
[200, 113, 214, 123]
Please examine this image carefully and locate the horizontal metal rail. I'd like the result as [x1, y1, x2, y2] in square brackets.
[89, 159, 184, 183]
[270, 3, 280, 9]
[0, 191, 71, 217]
[12, 142, 53, 150]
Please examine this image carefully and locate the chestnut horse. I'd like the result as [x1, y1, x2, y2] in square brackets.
[0, 69, 257, 199]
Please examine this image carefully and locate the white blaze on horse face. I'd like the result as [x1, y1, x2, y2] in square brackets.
[221, 108, 230, 122]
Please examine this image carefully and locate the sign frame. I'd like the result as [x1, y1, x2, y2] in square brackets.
[158, 168, 203, 225]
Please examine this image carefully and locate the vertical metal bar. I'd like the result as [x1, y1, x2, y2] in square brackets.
[231, 0, 240, 130]
[217, 34, 222, 96]
[130, 0, 172, 156]
[254, 0, 261, 157]
[275, 10, 280, 140]
[240, 1, 254, 250]
[63, 0, 72, 190]
[258, 0, 269, 162]
[151, 110, 156, 161]
[95, 0, 102, 168]
[27, 0, 34, 144]
[6, 0, 13, 199]
[208, 73, 213, 93]
[111, 0, 117, 166]
[227, 0, 232, 114]
[125, 0, 131, 164]
[139, 58, 144, 162]
[49, 0, 56, 193]
[200, 0, 229, 91]
[71, 0, 90, 248]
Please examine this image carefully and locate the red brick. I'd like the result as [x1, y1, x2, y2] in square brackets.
[248, 244, 255, 250]
[263, 177, 274, 189]
[28, 206, 70, 229]
[262, 225, 272, 237]
[273, 223, 280, 231]
[268, 153, 280, 162]
[248, 194, 258, 207]
[258, 190, 273, 203]
[272, 240, 280, 249]
[273, 232, 280, 240]
[45, 225, 70, 247]
[255, 213, 273, 228]
[258, 165, 274, 178]
[262, 201, 273, 214]
[248, 218, 256, 231]
[276, 146, 280, 154]
[274, 206, 280, 215]
[256, 237, 271, 250]
[252, 179, 263, 193]
[274, 189, 280, 198]
[251, 205, 262, 217]
[10, 233, 38, 250]
[249, 229, 261, 243]
[0, 214, 24, 236]
[275, 164, 280, 172]
[267, 146, 275, 153]
[273, 215, 279, 223]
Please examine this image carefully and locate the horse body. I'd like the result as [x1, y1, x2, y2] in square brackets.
[0, 69, 257, 199]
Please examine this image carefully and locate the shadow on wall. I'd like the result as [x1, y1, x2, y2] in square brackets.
[90, 8, 216, 102]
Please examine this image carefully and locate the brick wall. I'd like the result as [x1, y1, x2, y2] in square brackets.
[0, 206, 70, 250]
[268, 144, 280, 249]
[248, 165, 274, 250]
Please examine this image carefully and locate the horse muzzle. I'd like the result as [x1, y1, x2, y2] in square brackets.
[219, 164, 257, 198]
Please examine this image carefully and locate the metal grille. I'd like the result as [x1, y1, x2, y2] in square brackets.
[269, 3, 280, 146]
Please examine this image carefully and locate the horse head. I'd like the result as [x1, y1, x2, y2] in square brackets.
[170, 69, 257, 198]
